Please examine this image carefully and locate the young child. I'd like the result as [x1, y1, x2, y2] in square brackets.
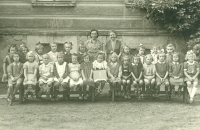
[53, 52, 70, 101]
[7, 52, 23, 105]
[48, 43, 58, 63]
[63, 42, 72, 63]
[120, 44, 132, 62]
[23, 51, 38, 99]
[38, 54, 54, 99]
[80, 54, 94, 99]
[137, 44, 146, 64]
[143, 54, 156, 99]
[19, 45, 29, 64]
[151, 45, 159, 64]
[93, 52, 108, 95]
[166, 44, 175, 64]
[68, 54, 83, 99]
[35, 43, 44, 65]
[184, 50, 199, 103]
[78, 43, 87, 64]
[131, 56, 143, 99]
[107, 52, 122, 97]
[155, 52, 170, 99]
[2, 44, 17, 83]
[169, 52, 184, 97]
[121, 55, 132, 99]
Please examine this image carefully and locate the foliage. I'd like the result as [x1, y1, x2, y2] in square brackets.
[130, 0, 200, 48]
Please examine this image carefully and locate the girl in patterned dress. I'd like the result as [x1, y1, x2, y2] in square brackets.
[85, 29, 103, 62]
[68, 54, 83, 99]
[48, 43, 58, 63]
[38, 54, 54, 99]
[131, 56, 143, 99]
[169, 52, 184, 97]
[143, 54, 156, 99]
[184, 50, 199, 103]
[80, 54, 94, 99]
[121, 55, 132, 99]
[107, 52, 122, 97]
[23, 51, 38, 99]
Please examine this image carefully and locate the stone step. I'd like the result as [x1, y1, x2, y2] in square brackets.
[0, 15, 158, 29]
[0, 2, 146, 16]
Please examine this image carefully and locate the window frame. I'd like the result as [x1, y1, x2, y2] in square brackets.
[31, 0, 76, 7]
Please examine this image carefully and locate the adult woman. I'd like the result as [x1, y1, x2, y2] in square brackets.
[85, 29, 103, 62]
[105, 30, 122, 61]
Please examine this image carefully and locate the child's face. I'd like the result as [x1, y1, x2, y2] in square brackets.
[13, 54, 19, 62]
[111, 57, 117, 63]
[123, 58, 129, 65]
[146, 57, 152, 65]
[133, 58, 139, 64]
[64, 44, 71, 52]
[138, 48, 145, 55]
[72, 56, 78, 64]
[152, 47, 157, 53]
[51, 44, 57, 52]
[84, 56, 90, 62]
[57, 55, 64, 63]
[188, 55, 194, 61]
[173, 54, 179, 62]
[97, 55, 104, 63]
[79, 46, 86, 52]
[159, 54, 165, 62]
[43, 55, 49, 65]
[37, 48, 43, 54]
[91, 31, 98, 40]
[22, 47, 28, 54]
[28, 54, 34, 62]
[110, 32, 116, 40]
[166, 47, 173, 54]
[10, 47, 16, 55]
[124, 47, 130, 54]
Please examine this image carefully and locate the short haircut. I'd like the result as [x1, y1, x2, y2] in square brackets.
[26, 51, 36, 61]
[57, 52, 64, 58]
[89, 29, 99, 38]
[158, 52, 166, 59]
[185, 50, 196, 60]
[64, 41, 73, 49]
[109, 30, 117, 37]
[145, 54, 153, 61]
[109, 52, 118, 62]
[8, 44, 18, 53]
[42, 53, 50, 59]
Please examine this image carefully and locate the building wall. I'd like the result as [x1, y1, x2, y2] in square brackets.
[0, 0, 186, 80]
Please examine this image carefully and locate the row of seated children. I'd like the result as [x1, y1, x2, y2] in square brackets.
[3, 42, 199, 105]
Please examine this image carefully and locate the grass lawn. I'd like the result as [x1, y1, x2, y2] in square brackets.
[0, 96, 200, 130]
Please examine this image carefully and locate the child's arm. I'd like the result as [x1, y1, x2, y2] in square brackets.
[14, 64, 24, 81]
[168, 64, 173, 77]
[81, 70, 86, 80]
[107, 66, 114, 79]
[118, 66, 122, 79]
[62, 64, 69, 79]
[7, 64, 14, 80]
[192, 63, 200, 79]
[131, 72, 137, 80]
[163, 71, 168, 80]
[178, 63, 184, 78]
[138, 71, 143, 80]
[2, 57, 8, 78]
[89, 69, 93, 80]
[183, 62, 192, 80]
[33, 66, 38, 80]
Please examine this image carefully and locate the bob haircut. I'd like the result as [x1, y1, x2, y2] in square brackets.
[157, 52, 166, 59]
[8, 44, 18, 53]
[35, 44, 44, 54]
[96, 51, 106, 60]
[109, 52, 119, 63]
[145, 54, 153, 61]
[185, 50, 197, 61]
[57, 52, 64, 58]
[109, 30, 117, 38]
[26, 51, 36, 61]
[64, 41, 73, 50]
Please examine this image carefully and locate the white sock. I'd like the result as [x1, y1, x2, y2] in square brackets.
[187, 86, 192, 98]
[191, 87, 197, 99]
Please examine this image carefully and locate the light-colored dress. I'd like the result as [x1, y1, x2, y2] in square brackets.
[143, 63, 156, 81]
[39, 63, 54, 84]
[48, 51, 58, 63]
[68, 63, 83, 87]
[23, 61, 38, 85]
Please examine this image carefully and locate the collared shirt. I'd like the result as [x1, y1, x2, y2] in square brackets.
[143, 63, 156, 76]
[8, 62, 23, 77]
[184, 61, 199, 77]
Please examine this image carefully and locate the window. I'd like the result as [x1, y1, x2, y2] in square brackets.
[31, 0, 76, 7]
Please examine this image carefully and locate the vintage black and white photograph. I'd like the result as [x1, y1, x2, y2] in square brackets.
[0, 0, 200, 129]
